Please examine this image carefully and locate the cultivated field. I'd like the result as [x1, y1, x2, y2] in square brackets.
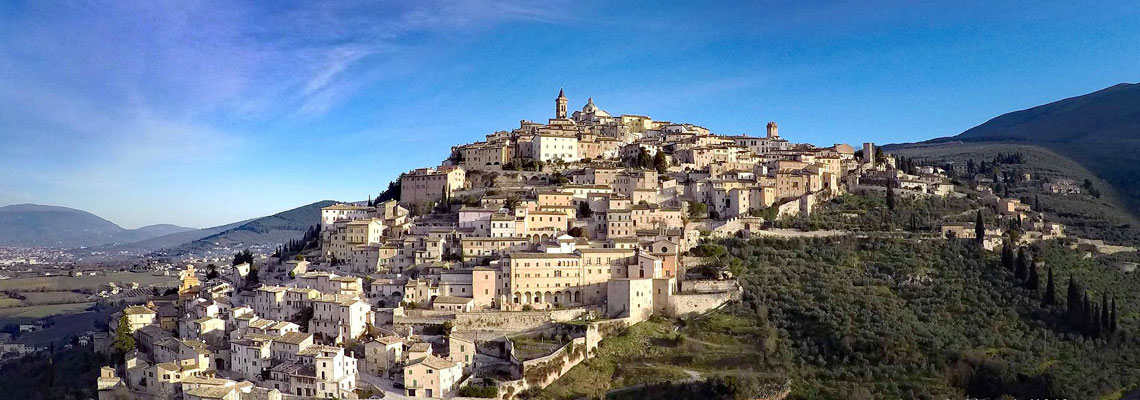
[0, 271, 177, 292]
[0, 302, 94, 320]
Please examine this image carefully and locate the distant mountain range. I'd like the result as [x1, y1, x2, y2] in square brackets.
[0, 204, 195, 247]
[899, 82, 1140, 216]
[0, 201, 337, 258]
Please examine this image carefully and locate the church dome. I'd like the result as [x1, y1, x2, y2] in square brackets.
[582, 97, 598, 113]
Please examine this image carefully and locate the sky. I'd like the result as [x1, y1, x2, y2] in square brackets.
[1, 1, 1139, 229]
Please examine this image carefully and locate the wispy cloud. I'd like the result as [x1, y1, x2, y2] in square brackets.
[0, 0, 569, 226]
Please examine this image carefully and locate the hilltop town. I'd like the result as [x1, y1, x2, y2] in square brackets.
[80, 90, 1080, 400]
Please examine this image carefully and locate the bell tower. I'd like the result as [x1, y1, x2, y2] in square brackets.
[556, 88, 568, 119]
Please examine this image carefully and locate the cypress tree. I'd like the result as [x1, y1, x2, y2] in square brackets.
[975, 210, 985, 246]
[112, 314, 136, 354]
[1001, 242, 1014, 271]
[1111, 297, 1118, 333]
[886, 182, 896, 211]
[1066, 276, 1082, 325]
[1026, 262, 1039, 292]
[1015, 248, 1028, 281]
[1083, 293, 1093, 336]
[1091, 303, 1102, 338]
[1042, 266, 1057, 307]
[1101, 294, 1111, 334]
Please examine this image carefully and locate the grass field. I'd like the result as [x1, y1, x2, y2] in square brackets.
[19, 291, 90, 305]
[541, 314, 773, 400]
[0, 302, 94, 321]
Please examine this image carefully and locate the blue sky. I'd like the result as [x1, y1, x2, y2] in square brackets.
[1, 1, 1138, 229]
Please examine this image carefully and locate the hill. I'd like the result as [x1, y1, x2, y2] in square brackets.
[922, 82, 1140, 216]
[887, 143, 1140, 245]
[88, 219, 252, 256]
[0, 204, 194, 248]
[153, 200, 336, 257]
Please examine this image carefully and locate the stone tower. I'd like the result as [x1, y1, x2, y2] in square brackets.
[556, 88, 568, 119]
[863, 142, 875, 164]
[766, 122, 778, 138]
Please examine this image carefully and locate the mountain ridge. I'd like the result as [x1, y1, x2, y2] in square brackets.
[894, 82, 1140, 219]
[0, 203, 195, 248]
[151, 200, 337, 257]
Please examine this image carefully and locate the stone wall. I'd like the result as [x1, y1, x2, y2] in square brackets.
[453, 308, 592, 332]
[680, 279, 739, 293]
[489, 317, 631, 398]
[667, 290, 739, 317]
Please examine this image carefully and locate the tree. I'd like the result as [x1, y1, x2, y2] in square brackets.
[1014, 248, 1028, 281]
[689, 202, 708, 219]
[1082, 292, 1093, 336]
[441, 321, 454, 338]
[1110, 296, 1118, 332]
[886, 183, 896, 211]
[1101, 294, 1111, 335]
[1042, 266, 1056, 307]
[576, 201, 593, 218]
[974, 210, 985, 246]
[205, 264, 219, 280]
[1090, 302, 1102, 338]
[1066, 276, 1082, 326]
[376, 177, 402, 203]
[112, 314, 135, 355]
[1001, 242, 1015, 271]
[232, 249, 254, 266]
[292, 306, 314, 333]
[244, 266, 260, 288]
[652, 151, 668, 173]
[1025, 262, 1039, 293]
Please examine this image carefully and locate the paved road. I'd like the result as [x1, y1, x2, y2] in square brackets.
[359, 371, 412, 400]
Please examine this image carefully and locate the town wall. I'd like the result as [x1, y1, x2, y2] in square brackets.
[453, 308, 592, 332]
[680, 279, 739, 293]
[666, 290, 739, 317]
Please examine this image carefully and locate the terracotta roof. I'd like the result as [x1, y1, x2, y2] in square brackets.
[275, 332, 312, 345]
[123, 305, 155, 315]
[433, 296, 473, 305]
[184, 385, 236, 399]
[377, 336, 404, 346]
[410, 355, 459, 370]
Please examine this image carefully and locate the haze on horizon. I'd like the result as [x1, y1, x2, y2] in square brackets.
[1, 0, 1138, 229]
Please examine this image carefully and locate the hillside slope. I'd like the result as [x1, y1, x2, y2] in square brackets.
[155, 200, 336, 257]
[90, 219, 252, 255]
[0, 204, 194, 247]
[887, 143, 1140, 244]
[926, 82, 1140, 214]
